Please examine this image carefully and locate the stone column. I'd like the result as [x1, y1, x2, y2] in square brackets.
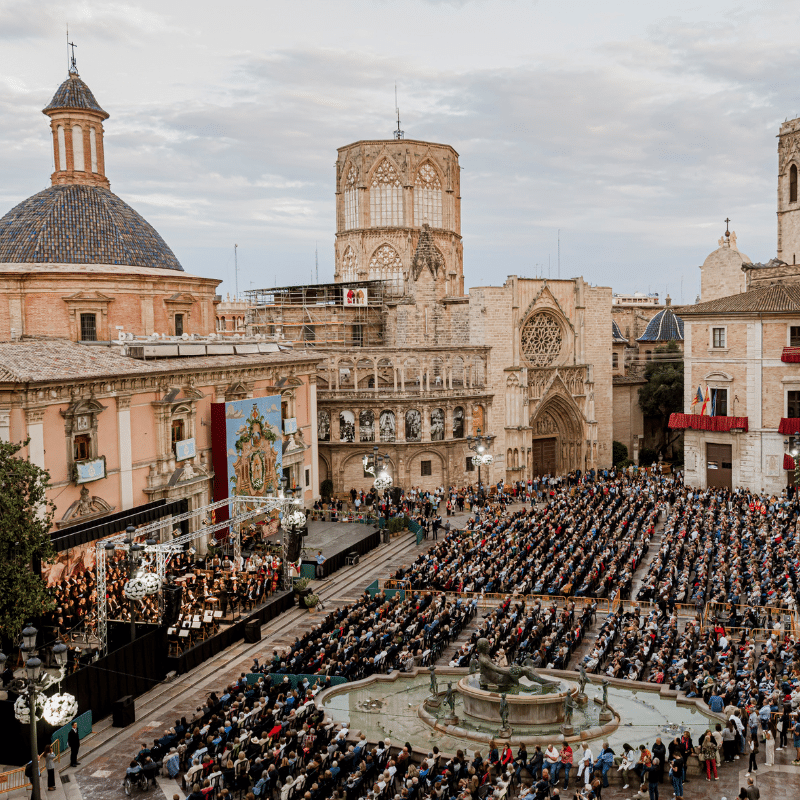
[25, 407, 46, 470]
[309, 377, 320, 499]
[117, 395, 134, 510]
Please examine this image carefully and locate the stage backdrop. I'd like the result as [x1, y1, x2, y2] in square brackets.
[211, 396, 283, 524]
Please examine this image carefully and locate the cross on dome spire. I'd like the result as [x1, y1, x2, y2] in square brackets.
[67, 26, 78, 74]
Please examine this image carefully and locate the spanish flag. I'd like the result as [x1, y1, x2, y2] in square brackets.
[690, 386, 703, 413]
[700, 386, 710, 416]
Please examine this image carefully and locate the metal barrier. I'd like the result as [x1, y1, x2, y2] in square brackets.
[246, 673, 347, 690]
[51, 710, 92, 757]
[0, 741, 59, 795]
[703, 601, 792, 627]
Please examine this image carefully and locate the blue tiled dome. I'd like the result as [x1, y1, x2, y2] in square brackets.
[43, 73, 108, 118]
[637, 306, 684, 342]
[612, 320, 627, 343]
[0, 185, 183, 270]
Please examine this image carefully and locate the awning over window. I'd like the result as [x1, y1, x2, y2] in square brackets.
[777, 418, 800, 435]
[784, 453, 795, 471]
[781, 347, 800, 363]
[668, 413, 748, 432]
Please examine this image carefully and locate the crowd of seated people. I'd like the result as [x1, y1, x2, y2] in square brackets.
[272, 590, 478, 680]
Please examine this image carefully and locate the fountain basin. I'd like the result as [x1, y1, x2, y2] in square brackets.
[457, 674, 579, 726]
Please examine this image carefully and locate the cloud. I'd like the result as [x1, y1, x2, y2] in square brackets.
[0, 1, 796, 303]
[225, 408, 244, 418]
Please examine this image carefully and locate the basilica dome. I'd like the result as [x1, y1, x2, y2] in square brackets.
[0, 184, 183, 270]
[0, 68, 182, 271]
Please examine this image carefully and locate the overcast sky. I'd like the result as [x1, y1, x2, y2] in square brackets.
[1, 0, 798, 302]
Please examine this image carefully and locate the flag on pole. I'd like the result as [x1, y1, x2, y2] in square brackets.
[690, 386, 703, 413]
[700, 386, 710, 416]
[711, 389, 716, 417]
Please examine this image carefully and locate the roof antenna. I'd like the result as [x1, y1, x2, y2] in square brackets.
[394, 83, 404, 140]
[67, 26, 78, 74]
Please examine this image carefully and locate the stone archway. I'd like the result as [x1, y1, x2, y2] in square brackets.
[529, 392, 584, 476]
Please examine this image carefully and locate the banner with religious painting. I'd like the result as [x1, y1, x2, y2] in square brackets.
[343, 286, 368, 306]
[211, 396, 283, 507]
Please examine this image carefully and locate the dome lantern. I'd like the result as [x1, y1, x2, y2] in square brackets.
[42, 69, 110, 190]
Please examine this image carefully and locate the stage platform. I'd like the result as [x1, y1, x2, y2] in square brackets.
[165, 589, 293, 674]
[300, 523, 380, 579]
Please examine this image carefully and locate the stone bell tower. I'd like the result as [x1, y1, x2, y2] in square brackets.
[778, 117, 800, 266]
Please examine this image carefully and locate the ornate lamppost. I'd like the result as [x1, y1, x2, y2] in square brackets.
[0, 627, 76, 800]
[466, 427, 495, 503]
[104, 526, 162, 643]
[363, 444, 393, 491]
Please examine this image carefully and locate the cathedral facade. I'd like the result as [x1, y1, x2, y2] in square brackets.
[308, 137, 614, 493]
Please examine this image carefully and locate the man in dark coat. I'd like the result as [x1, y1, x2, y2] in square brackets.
[68, 721, 80, 767]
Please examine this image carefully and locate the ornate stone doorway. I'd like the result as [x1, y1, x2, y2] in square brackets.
[531, 437, 556, 476]
[530, 393, 584, 476]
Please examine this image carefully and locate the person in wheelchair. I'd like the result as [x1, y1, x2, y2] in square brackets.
[124, 760, 147, 792]
[141, 757, 160, 787]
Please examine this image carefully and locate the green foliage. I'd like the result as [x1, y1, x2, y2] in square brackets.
[320, 479, 333, 500]
[386, 517, 406, 534]
[639, 447, 658, 466]
[638, 341, 684, 454]
[293, 576, 311, 592]
[303, 593, 320, 608]
[0, 439, 56, 644]
[612, 441, 628, 466]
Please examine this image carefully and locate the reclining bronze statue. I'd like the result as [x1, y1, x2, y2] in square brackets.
[475, 637, 562, 692]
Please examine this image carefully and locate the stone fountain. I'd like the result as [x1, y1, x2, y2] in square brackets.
[420, 638, 618, 744]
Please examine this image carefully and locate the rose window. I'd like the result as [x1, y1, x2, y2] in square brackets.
[520, 313, 563, 366]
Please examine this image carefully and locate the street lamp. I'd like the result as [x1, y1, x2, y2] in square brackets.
[466, 427, 496, 504]
[1, 626, 76, 800]
[362, 444, 393, 491]
[106, 526, 162, 644]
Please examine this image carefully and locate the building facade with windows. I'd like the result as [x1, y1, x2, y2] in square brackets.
[0, 66, 320, 526]
[674, 112, 800, 492]
[678, 282, 800, 493]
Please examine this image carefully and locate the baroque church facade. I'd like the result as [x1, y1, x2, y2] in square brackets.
[307, 137, 614, 493]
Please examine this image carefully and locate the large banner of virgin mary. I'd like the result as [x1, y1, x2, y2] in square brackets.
[211, 396, 283, 507]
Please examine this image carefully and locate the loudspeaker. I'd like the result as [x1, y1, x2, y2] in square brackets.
[163, 585, 184, 625]
[389, 487, 402, 505]
[244, 620, 261, 643]
[286, 530, 302, 562]
[112, 695, 136, 727]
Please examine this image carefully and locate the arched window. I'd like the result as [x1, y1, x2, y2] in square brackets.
[359, 410, 375, 442]
[343, 164, 360, 229]
[405, 409, 421, 441]
[89, 127, 98, 172]
[379, 410, 396, 442]
[414, 162, 442, 227]
[339, 410, 355, 442]
[56, 125, 66, 171]
[71, 125, 84, 171]
[431, 408, 444, 441]
[369, 244, 403, 295]
[341, 246, 358, 282]
[646, 350, 652, 361]
[370, 159, 403, 226]
[612, 352, 619, 369]
[791, 164, 798, 204]
[453, 406, 465, 438]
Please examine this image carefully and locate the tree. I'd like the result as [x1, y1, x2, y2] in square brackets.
[612, 441, 628, 466]
[638, 341, 684, 456]
[0, 439, 55, 645]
